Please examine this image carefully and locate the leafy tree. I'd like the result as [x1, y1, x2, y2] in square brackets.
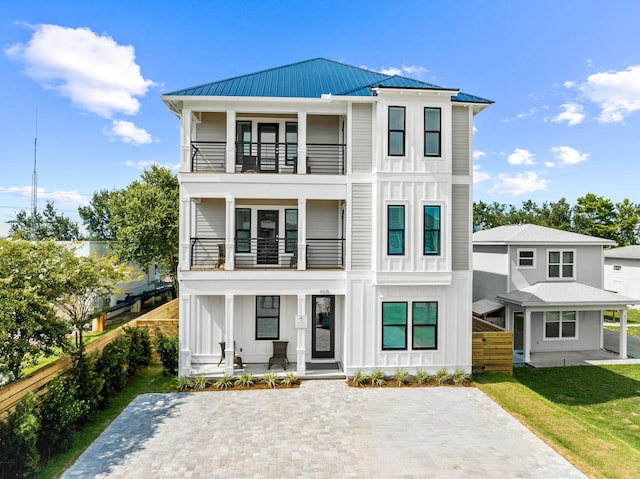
[78, 189, 116, 241]
[0, 393, 40, 478]
[613, 199, 640, 246]
[572, 194, 618, 241]
[103, 165, 179, 287]
[536, 199, 572, 230]
[0, 240, 70, 379]
[8, 201, 82, 240]
[473, 200, 510, 230]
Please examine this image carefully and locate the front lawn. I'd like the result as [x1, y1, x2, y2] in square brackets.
[604, 308, 640, 324]
[475, 365, 640, 479]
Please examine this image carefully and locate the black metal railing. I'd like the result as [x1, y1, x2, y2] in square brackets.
[190, 238, 226, 269]
[306, 144, 346, 175]
[234, 237, 297, 269]
[191, 142, 226, 172]
[235, 142, 297, 174]
[306, 238, 345, 269]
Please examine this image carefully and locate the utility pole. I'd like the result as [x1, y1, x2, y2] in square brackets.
[30, 111, 38, 240]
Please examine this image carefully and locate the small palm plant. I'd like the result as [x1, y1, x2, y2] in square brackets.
[193, 376, 209, 390]
[392, 369, 410, 386]
[262, 371, 280, 389]
[214, 375, 236, 389]
[452, 369, 471, 385]
[352, 370, 369, 387]
[235, 372, 255, 387]
[370, 370, 386, 387]
[415, 369, 433, 385]
[281, 372, 299, 386]
[435, 368, 452, 385]
[177, 376, 194, 391]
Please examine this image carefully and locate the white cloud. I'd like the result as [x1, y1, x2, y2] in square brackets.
[576, 65, 640, 123]
[378, 64, 427, 77]
[104, 120, 153, 145]
[503, 108, 537, 123]
[379, 66, 402, 75]
[507, 148, 536, 166]
[545, 161, 555, 168]
[5, 24, 155, 118]
[488, 171, 549, 196]
[124, 160, 179, 172]
[473, 164, 490, 184]
[0, 186, 89, 206]
[551, 103, 585, 126]
[473, 150, 486, 160]
[551, 146, 589, 165]
[564, 81, 576, 88]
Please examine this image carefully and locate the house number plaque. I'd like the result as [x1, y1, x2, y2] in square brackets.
[295, 314, 307, 329]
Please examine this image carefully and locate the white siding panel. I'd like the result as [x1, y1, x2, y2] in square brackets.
[307, 115, 339, 143]
[452, 107, 470, 176]
[307, 201, 339, 238]
[196, 112, 226, 141]
[351, 104, 372, 173]
[195, 199, 226, 237]
[351, 184, 372, 270]
[452, 184, 470, 271]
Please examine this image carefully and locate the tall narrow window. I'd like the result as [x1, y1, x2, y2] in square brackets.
[285, 122, 298, 166]
[423, 206, 441, 255]
[236, 121, 252, 165]
[412, 302, 438, 349]
[256, 296, 280, 340]
[424, 108, 441, 157]
[382, 302, 407, 350]
[285, 209, 298, 253]
[235, 208, 251, 253]
[387, 205, 405, 256]
[388, 106, 406, 156]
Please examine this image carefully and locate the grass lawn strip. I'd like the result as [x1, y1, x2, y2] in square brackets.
[605, 325, 640, 338]
[475, 370, 640, 479]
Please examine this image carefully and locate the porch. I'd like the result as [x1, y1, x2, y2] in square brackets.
[526, 349, 640, 368]
[191, 361, 345, 380]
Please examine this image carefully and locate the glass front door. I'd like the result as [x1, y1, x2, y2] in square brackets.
[258, 123, 278, 172]
[513, 311, 524, 350]
[257, 210, 279, 265]
[312, 295, 335, 358]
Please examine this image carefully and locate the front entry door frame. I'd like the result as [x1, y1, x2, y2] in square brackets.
[312, 295, 335, 359]
[257, 210, 279, 265]
[258, 123, 279, 172]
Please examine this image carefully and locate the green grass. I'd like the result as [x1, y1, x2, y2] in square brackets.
[604, 309, 640, 324]
[34, 364, 177, 479]
[475, 365, 640, 479]
[605, 325, 640, 338]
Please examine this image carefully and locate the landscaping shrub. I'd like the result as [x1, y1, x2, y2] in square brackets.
[0, 393, 40, 479]
[153, 330, 179, 376]
[123, 326, 152, 376]
[68, 345, 104, 419]
[37, 376, 88, 459]
[96, 335, 130, 406]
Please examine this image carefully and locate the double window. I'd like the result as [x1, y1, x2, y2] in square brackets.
[423, 206, 441, 255]
[424, 108, 441, 157]
[387, 205, 405, 255]
[382, 301, 438, 350]
[544, 311, 577, 339]
[548, 250, 574, 278]
[388, 106, 406, 156]
[256, 296, 280, 340]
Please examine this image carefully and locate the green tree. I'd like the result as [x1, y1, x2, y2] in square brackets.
[572, 194, 618, 241]
[8, 201, 82, 240]
[473, 200, 510, 230]
[613, 199, 640, 246]
[105, 165, 179, 287]
[78, 189, 116, 241]
[0, 240, 70, 379]
[537, 198, 573, 230]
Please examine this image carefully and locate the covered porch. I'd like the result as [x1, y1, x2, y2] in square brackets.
[191, 361, 346, 379]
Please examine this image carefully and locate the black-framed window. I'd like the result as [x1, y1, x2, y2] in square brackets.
[236, 121, 252, 165]
[548, 250, 574, 278]
[424, 108, 441, 157]
[387, 205, 405, 256]
[388, 106, 405, 156]
[423, 206, 441, 255]
[518, 249, 535, 268]
[382, 302, 407, 350]
[285, 209, 298, 253]
[285, 122, 298, 166]
[412, 302, 437, 349]
[544, 311, 577, 339]
[235, 208, 251, 253]
[256, 296, 280, 340]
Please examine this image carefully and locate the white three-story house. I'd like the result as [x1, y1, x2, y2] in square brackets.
[161, 58, 492, 377]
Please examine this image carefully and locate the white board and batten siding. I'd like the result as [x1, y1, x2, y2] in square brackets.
[195, 112, 226, 141]
[351, 103, 373, 174]
[195, 198, 226, 238]
[451, 106, 471, 176]
[350, 184, 373, 270]
[451, 184, 470, 271]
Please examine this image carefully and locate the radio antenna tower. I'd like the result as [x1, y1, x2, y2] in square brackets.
[30, 111, 38, 240]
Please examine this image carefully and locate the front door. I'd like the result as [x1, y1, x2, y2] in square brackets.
[257, 210, 279, 265]
[258, 123, 279, 172]
[312, 295, 335, 358]
[513, 311, 524, 350]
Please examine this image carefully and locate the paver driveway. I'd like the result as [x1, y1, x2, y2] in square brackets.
[61, 380, 587, 479]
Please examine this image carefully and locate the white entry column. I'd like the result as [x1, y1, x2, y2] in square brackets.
[620, 308, 628, 359]
[524, 310, 532, 363]
[296, 294, 307, 376]
[224, 294, 235, 376]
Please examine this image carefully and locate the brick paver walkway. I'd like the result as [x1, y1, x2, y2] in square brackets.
[61, 381, 587, 479]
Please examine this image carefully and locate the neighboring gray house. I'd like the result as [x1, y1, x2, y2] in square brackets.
[604, 245, 640, 300]
[473, 224, 637, 362]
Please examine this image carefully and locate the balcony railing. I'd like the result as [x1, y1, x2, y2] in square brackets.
[188, 140, 345, 175]
[191, 142, 226, 172]
[189, 237, 345, 270]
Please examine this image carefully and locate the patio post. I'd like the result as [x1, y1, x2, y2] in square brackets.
[225, 196, 235, 270]
[224, 294, 235, 375]
[524, 310, 531, 363]
[296, 293, 307, 377]
[619, 308, 628, 359]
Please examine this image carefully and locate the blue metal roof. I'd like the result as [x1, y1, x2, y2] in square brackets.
[164, 58, 492, 104]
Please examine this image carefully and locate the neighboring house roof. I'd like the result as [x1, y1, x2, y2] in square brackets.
[163, 58, 493, 104]
[473, 224, 616, 246]
[472, 299, 504, 316]
[496, 282, 639, 307]
[604, 245, 640, 260]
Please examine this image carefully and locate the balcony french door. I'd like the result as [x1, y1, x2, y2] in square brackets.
[258, 123, 279, 172]
[257, 210, 279, 265]
[312, 295, 335, 358]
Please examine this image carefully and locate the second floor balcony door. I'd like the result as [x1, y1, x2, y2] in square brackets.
[257, 210, 279, 265]
[258, 123, 278, 172]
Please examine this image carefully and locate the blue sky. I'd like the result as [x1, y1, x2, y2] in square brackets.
[1, 0, 640, 236]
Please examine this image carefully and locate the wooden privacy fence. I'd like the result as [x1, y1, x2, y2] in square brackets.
[0, 298, 179, 420]
[472, 330, 514, 375]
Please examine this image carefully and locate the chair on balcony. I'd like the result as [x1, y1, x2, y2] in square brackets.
[216, 243, 225, 269]
[241, 156, 258, 173]
[268, 341, 289, 370]
[218, 341, 243, 368]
